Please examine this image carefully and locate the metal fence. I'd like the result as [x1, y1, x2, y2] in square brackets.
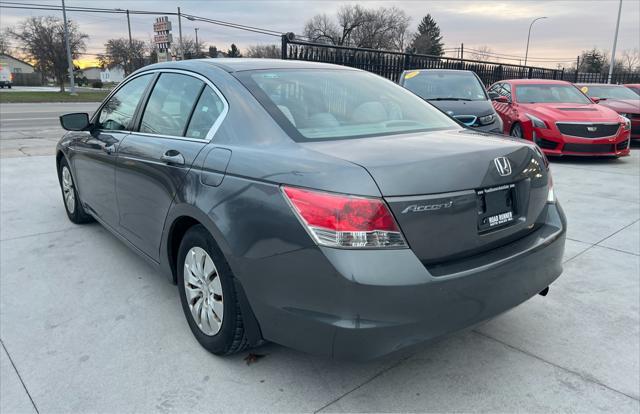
[281, 36, 640, 85]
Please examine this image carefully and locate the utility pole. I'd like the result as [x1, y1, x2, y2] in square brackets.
[126, 9, 133, 74]
[194, 27, 199, 58]
[460, 43, 464, 60]
[61, 0, 75, 94]
[607, 0, 623, 84]
[524, 16, 547, 66]
[177, 7, 184, 60]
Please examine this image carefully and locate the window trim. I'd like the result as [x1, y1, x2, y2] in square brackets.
[92, 68, 229, 143]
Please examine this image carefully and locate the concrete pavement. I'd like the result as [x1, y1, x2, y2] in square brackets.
[0, 113, 638, 412]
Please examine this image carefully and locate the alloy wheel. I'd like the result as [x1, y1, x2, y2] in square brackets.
[183, 247, 224, 336]
[61, 166, 76, 214]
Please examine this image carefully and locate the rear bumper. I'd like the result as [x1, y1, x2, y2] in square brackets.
[241, 202, 567, 360]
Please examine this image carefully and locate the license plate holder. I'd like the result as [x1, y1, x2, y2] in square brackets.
[477, 184, 517, 232]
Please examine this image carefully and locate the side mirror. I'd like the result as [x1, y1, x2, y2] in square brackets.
[60, 113, 91, 131]
[590, 97, 603, 103]
[493, 96, 510, 104]
[488, 91, 500, 100]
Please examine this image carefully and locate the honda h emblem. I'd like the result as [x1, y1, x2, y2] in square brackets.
[587, 126, 598, 132]
[494, 157, 512, 176]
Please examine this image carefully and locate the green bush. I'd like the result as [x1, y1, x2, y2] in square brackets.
[91, 80, 103, 89]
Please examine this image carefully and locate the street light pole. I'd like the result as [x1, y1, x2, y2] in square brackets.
[61, 0, 75, 94]
[524, 16, 547, 67]
[607, 0, 623, 84]
[194, 27, 199, 58]
[177, 7, 184, 60]
[126, 9, 133, 74]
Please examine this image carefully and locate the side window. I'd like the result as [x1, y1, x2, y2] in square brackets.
[139, 73, 203, 136]
[185, 87, 226, 139]
[98, 74, 152, 131]
[503, 83, 512, 100]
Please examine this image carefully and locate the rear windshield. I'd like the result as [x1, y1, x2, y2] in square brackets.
[237, 69, 458, 141]
[402, 71, 488, 101]
[515, 84, 592, 104]
[580, 85, 639, 100]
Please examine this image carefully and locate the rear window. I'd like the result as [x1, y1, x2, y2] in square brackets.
[237, 69, 458, 141]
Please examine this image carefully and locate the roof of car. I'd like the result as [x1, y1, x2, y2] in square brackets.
[180, 58, 358, 72]
[505, 79, 571, 85]
[403, 69, 474, 74]
[575, 83, 626, 87]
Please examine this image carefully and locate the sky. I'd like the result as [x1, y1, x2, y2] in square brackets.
[0, 0, 638, 69]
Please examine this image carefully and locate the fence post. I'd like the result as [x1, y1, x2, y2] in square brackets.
[560, 68, 564, 80]
[527, 67, 533, 79]
[281, 34, 288, 60]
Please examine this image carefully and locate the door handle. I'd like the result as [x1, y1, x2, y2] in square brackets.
[160, 150, 185, 166]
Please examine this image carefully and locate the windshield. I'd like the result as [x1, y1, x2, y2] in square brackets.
[515, 84, 592, 104]
[580, 85, 639, 100]
[239, 69, 459, 141]
[402, 71, 488, 101]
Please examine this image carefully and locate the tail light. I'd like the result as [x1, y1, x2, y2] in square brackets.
[282, 186, 407, 248]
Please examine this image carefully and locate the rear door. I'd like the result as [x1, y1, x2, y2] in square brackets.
[115, 71, 227, 261]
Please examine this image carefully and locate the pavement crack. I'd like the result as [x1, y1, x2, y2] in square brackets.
[472, 330, 640, 402]
[1, 339, 40, 414]
[314, 353, 415, 413]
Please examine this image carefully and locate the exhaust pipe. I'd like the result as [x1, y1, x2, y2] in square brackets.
[539, 287, 549, 296]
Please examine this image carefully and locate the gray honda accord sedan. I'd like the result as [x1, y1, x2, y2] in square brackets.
[56, 59, 566, 360]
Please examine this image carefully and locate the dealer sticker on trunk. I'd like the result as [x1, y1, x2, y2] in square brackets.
[487, 211, 514, 227]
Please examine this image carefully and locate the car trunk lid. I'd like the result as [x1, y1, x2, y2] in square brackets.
[304, 129, 550, 264]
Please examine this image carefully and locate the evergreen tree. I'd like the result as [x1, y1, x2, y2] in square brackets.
[208, 45, 218, 58]
[227, 44, 242, 57]
[410, 14, 444, 56]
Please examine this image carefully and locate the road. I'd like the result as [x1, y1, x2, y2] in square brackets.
[0, 103, 639, 413]
[0, 102, 99, 157]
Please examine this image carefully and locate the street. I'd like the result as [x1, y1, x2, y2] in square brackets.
[0, 102, 99, 157]
[0, 102, 639, 413]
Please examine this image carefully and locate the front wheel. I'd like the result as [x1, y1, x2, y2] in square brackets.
[58, 157, 93, 224]
[177, 225, 250, 355]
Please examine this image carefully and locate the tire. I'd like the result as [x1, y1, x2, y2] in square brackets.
[510, 123, 524, 138]
[58, 157, 94, 224]
[7, 84, 11, 89]
[177, 225, 249, 355]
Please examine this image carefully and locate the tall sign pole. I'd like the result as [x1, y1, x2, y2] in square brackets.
[153, 16, 173, 62]
[61, 0, 75, 94]
[607, 0, 623, 84]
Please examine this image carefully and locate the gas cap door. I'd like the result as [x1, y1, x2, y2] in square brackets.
[201, 147, 232, 187]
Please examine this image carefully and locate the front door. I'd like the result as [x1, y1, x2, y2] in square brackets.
[71, 73, 153, 226]
[115, 72, 227, 261]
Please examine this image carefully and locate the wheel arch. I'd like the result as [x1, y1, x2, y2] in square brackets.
[162, 206, 264, 346]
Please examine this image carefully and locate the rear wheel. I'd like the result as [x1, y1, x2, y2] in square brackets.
[177, 225, 249, 355]
[510, 123, 524, 138]
[58, 157, 93, 224]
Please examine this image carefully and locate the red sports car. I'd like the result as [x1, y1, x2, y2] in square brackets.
[577, 83, 640, 140]
[489, 79, 631, 157]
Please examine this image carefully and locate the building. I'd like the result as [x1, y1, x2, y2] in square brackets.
[81, 66, 102, 81]
[0, 54, 35, 74]
[99, 66, 125, 83]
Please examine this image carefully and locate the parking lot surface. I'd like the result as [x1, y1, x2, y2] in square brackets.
[0, 102, 639, 413]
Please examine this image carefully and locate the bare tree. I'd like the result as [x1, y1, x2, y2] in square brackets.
[98, 38, 148, 75]
[468, 45, 496, 62]
[181, 36, 203, 59]
[621, 48, 639, 73]
[0, 30, 12, 55]
[245, 44, 280, 58]
[9, 16, 87, 92]
[303, 4, 410, 51]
